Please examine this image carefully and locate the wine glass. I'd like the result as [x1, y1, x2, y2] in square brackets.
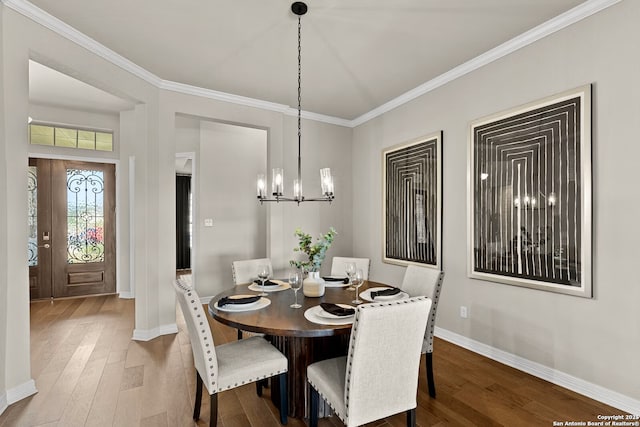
[289, 270, 303, 308]
[351, 268, 364, 304]
[257, 264, 270, 296]
[345, 262, 357, 291]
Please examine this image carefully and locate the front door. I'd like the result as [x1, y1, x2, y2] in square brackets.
[28, 158, 116, 299]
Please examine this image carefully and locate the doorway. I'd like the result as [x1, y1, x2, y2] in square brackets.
[176, 173, 192, 272]
[28, 158, 116, 299]
[175, 150, 194, 277]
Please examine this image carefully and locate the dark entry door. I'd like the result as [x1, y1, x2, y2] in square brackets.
[28, 158, 116, 299]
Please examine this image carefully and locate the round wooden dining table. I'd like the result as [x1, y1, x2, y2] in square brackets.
[208, 280, 387, 418]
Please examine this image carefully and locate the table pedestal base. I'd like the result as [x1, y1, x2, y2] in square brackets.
[269, 334, 349, 418]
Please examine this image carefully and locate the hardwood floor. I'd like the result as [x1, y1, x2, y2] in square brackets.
[0, 295, 622, 426]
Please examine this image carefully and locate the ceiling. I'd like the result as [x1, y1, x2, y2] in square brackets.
[24, 0, 592, 120]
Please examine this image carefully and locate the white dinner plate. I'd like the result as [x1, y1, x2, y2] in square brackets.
[213, 296, 271, 312]
[304, 305, 355, 325]
[248, 281, 291, 292]
[360, 287, 409, 302]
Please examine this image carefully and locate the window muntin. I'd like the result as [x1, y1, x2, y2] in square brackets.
[29, 124, 113, 152]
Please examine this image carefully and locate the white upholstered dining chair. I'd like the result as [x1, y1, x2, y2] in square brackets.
[399, 265, 445, 398]
[173, 277, 288, 426]
[307, 297, 431, 427]
[232, 258, 273, 285]
[330, 256, 370, 280]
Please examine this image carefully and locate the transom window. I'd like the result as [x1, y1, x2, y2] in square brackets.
[29, 124, 113, 152]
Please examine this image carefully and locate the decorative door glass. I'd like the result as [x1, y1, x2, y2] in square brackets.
[67, 169, 105, 263]
[28, 166, 38, 267]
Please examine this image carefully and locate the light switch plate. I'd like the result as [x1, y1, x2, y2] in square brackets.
[460, 306, 468, 319]
[204, 218, 213, 227]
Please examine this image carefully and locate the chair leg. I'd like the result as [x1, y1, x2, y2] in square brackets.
[209, 393, 218, 427]
[406, 408, 416, 427]
[309, 386, 319, 427]
[278, 373, 288, 425]
[193, 372, 203, 420]
[256, 377, 270, 397]
[426, 352, 436, 398]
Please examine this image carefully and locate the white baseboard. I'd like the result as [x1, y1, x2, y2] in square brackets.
[199, 296, 212, 304]
[118, 291, 134, 299]
[5, 379, 37, 406]
[435, 327, 640, 415]
[132, 323, 178, 341]
[0, 392, 6, 417]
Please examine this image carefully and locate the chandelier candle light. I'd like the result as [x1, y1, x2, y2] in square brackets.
[256, 1, 335, 205]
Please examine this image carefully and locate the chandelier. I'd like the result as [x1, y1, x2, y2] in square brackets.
[257, 1, 335, 205]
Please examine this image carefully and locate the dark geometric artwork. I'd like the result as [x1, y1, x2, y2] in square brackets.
[383, 132, 442, 268]
[469, 85, 592, 298]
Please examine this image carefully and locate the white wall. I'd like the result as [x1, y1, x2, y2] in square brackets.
[352, 0, 639, 402]
[175, 114, 200, 154]
[118, 110, 135, 299]
[0, 3, 8, 412]
[1, 5, 34, 404]
[193, 121, 267, 296]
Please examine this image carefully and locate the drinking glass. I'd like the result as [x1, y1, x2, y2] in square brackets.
[345, 262, 357, 291]
[257, 264, 270, 296]
[289, 270, 303, 308]
[352, 268, 364, 304]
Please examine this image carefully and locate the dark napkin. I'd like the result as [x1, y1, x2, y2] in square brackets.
[253, 279, 279, 286]
[370, 287, 402, 299]
[218, 295, 261, 307]
[322, 276, 349, 284]
[320, 303, 355, 317]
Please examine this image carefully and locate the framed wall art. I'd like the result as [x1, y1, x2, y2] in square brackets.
[468, 85, 592, 297]
[383, 132, 442, 269]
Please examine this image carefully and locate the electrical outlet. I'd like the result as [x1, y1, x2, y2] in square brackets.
[460, 306, 468, 319]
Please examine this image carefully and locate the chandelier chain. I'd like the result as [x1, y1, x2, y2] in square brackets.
[297, 15, 302, 182]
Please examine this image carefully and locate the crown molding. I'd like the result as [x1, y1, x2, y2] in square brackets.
[160, 81, 352, 126]
[2, 0, 622, 129]
[160, 80, 288, 114]
[283, 107, 353, 128]
[350, 0, 623, 127]
[2, 0, 162, 86]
